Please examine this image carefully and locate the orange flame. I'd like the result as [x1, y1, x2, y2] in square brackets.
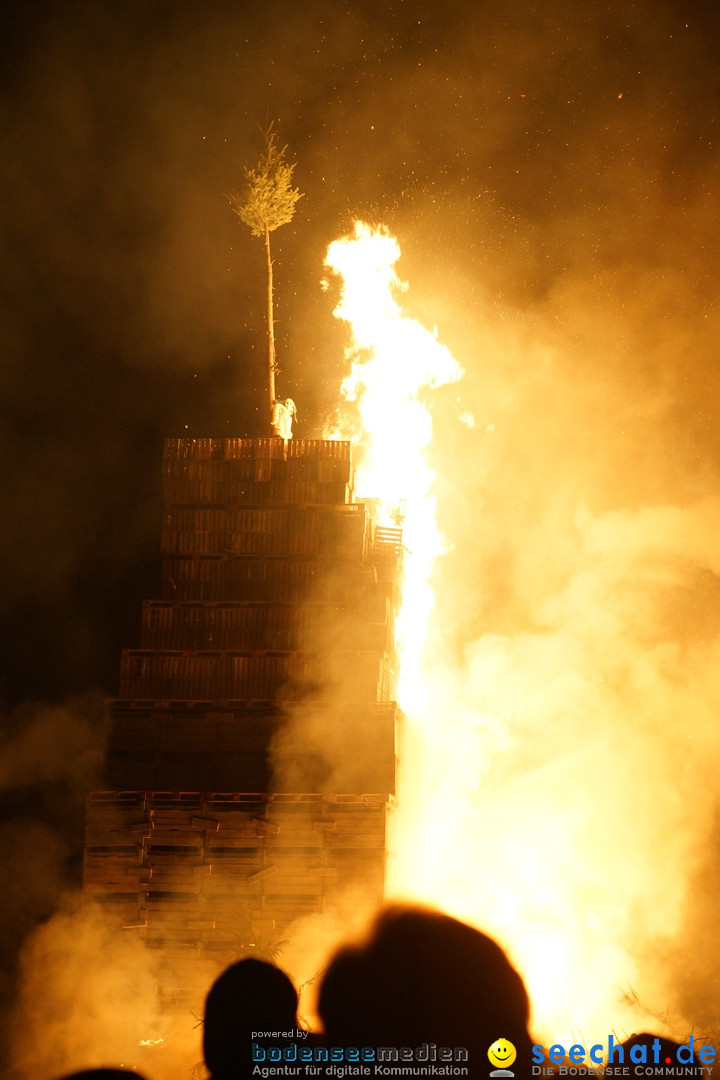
[323, 220, 702, 1044]
[325, 220, 462, 710]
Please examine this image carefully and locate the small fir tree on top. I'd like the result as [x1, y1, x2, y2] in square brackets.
[227, 124, 302, 432]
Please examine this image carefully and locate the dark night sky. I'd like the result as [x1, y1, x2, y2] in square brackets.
[1, 0, 720, 1062]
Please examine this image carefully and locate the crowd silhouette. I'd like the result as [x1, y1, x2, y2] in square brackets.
[203, 956, 299, 1079]
[53, 904, 703, 1080]
[318, 906, 533, 1066]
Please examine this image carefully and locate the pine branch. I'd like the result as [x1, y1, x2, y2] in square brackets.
[227, 125, 302, 237]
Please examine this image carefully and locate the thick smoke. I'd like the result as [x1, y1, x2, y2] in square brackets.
[0, 695, 105, 1074]
[8, 900, 171, 1080]
[384, 233, 720, 1038]
[0, 696, 205, 1080]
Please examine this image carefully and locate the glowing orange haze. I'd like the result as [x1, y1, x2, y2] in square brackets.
[323, 220, 712, 1044]
[9, 220, 717, 1080]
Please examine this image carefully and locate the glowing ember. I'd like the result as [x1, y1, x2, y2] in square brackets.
[324, 219, 695, 1045]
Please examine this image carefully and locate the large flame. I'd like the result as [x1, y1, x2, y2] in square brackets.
[325, 221, 463, 711]
[324, 220, 713, 1045]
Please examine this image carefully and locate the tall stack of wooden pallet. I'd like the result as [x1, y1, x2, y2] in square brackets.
[83, 437, 400, 1007]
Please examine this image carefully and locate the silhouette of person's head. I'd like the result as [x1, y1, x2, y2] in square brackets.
[318, 905, 532, 1071]
[203, 957, 298, 1080]
[620, 1033, 701, 1077]
[56, 1071, 148, 1080]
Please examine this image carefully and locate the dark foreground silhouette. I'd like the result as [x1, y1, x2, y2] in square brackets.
[318, 904, 534, 1076]
[620, 1033, 702, 1077]
[54, 907, 707, 1080]
[203, 957, 299, 1080]
[57, 1071, 149, 1080]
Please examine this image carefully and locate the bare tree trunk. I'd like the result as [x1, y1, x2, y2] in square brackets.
[265, 224, 276, 432]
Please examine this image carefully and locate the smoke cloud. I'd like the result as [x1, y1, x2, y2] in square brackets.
[384, 251, 720, 1038]
[0, 695, 107, 1074]
[7, 900, 173, 1080]
[0, 698, 206, 1079]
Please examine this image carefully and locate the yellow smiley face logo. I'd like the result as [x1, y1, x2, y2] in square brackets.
[488, 1038, 517, 1069]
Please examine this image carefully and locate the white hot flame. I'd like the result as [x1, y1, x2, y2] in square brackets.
[325, 221, 463, 710]
[323, 218, 691, 1045]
